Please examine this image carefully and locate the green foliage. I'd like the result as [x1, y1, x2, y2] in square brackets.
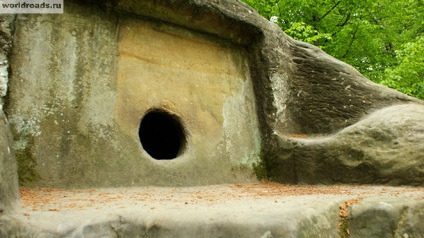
[382, 36, 424, 99]
[285, 22, 332, 47]
[242, 0, 424, 99]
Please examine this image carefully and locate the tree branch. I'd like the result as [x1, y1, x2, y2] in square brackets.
[319, 1, 341, 22]
[337, 12, 351, 27]
[342, 25, 359, 58]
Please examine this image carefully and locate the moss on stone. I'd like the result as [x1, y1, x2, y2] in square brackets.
[14, 137, 40, 185]
[339, 217, 350, 238]
[253, 160, 268, 181]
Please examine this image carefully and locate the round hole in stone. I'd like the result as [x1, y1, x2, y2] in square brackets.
[138, 110, 186, 160]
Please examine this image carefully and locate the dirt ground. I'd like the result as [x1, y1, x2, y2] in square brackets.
[20, 182, 424, 213]
[12, 182, 424, 236]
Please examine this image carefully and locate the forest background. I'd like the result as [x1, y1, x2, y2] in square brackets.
[242, 0, 424, 99]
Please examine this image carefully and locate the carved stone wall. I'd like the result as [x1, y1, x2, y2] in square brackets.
[5, 2, 261, 188]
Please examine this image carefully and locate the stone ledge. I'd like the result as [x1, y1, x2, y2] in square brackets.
[2, 183, 423, 237]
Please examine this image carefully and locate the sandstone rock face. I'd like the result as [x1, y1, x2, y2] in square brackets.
[0, 12, 20, 217]
[5, 2, 260, 188]
[274, 104, 424, 185]
[2, 0, 424, 187]
[256, 37, 423, 185]
[349, 197, 424, 237]
[0, 110, 19, 214]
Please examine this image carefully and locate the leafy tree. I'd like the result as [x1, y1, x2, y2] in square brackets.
[242, 0, 424, 99]
[382, 36, 424, 99]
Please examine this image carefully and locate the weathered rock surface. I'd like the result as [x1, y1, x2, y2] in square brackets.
[4, 1, 260, 188]
[4, 199, 341, 237]
[0, 14, 14, 105]
[2, 185, 424, 238]
[1, 0, 423, 188]
[0, 14, 19, 215]
[274, 104, 424, 185]
[349, 197, 424, 238]
[0, 110, 19, 214]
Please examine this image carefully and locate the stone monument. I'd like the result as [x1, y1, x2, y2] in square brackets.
[0, 0, 423, 236]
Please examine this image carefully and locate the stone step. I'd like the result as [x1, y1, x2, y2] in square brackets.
[2, 184, 424, 237]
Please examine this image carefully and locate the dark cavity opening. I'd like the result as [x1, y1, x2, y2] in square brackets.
[138, 110, 186, 160]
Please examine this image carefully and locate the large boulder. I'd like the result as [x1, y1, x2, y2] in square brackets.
[274, 104, 424, 185]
